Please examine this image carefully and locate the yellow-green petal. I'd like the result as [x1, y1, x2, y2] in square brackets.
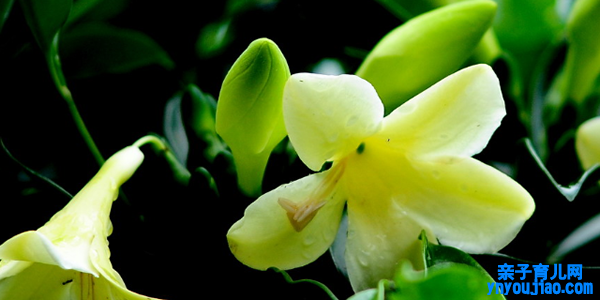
[216, 38, 290, 196]
[0, 262, 158, 300]
[227, 171, 347, 270]
[346, 138, 534, 255]
[355, 0, 497, 112]
[378, 64, 505, 159]
[283, 73, 383, 171]
[342, 174, 436, 291]
[576, 116, 600, 170]
[0, 231, 96, 276]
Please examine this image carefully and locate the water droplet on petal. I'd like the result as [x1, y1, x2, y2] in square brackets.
[346, 115, 359, 127]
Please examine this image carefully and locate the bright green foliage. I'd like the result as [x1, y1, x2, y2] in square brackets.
[355, 0, 496, 113]
[216, 38, 290, 196]
[563, 0, 600, 104]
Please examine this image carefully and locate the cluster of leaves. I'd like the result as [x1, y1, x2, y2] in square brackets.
[1, 0, 600, 299]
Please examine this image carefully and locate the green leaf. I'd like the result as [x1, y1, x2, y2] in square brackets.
[19, 0, 72, 52]
[0, 0, 15, 33]
[548, 212, 600, 263]
[60, 23, 174, 78]
[492, 0, 563, 86]
[356, 0, 497, 113]
[525, 138, 600, 201]
[185, 84, 229, 163]
[163, 91, 189, 166]
[66, 0, 130, 25]
[389, 261, 505, 300]
[1, 139, 73, 199]
[418, 231, 497, 284]
[196, 18, 234, 59]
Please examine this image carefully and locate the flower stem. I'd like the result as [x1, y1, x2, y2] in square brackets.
[133, 134, 191, 185]
[48, 33, 104, 166]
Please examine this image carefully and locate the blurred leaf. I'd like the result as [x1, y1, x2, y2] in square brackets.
[19, 0, 72, 52]
[225, 0, 279, 15]
[163, 91, 189, 166]
[1, 139, 73, 199]
[196, 18, 234, 59]
[185, 84, 229, 163]
[191, 166, 219, 197]
[67, 0, 130, 25]
[548, 212, 600, 263]
[492, 0, 563, 85]
[60, 23, 174, 78]
[525, 138, 600, 201]
[0, 0, 14, 32]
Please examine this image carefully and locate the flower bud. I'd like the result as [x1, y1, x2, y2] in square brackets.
[563, 0, 600, 103]
[576, 117, 600, 170]
[356, 0, 496, 112]
[216, 38, 290, 196]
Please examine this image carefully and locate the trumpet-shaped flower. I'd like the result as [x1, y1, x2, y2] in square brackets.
[0, 146, 161, 300]
[227, 64, 535, 291]
[576, 116, 600, 170]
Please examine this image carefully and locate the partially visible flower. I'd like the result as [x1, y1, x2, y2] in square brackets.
[576, 116, 600, 170]
[216, 38, 290, 196]
[0, 146, 161, 300]
[227, 64, 535, 291]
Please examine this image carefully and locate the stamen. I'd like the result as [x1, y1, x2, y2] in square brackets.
[278, 159, 347, 232]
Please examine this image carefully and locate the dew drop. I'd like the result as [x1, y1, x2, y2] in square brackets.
[303, 235, 316, 246]
[346, 115, 359, 127]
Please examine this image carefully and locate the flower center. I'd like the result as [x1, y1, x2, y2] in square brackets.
[278, 159, 347, 232]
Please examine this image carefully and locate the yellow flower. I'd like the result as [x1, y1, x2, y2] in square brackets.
[576, 116, 600, 170]
[226, 64, 535, 291]
[0, 146, 161, 300]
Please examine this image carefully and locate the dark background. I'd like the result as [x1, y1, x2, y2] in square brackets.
[1, 0, 599, 299]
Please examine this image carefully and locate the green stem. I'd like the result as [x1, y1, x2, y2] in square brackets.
[48, 33, 104, 166]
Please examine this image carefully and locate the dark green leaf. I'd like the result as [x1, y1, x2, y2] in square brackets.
[548, 211, 600, 263]
[163, 91, 189, 166]
[185, 84, 229, 162]
[67, 0, 130, 25]
[525, 138, 600, 201]
[60, 22, 174, 78]
[195, 18, 234, 58]
[0, 0, 15, 33]
[19, 0, 71, 52]
[1, 139, 73, 199]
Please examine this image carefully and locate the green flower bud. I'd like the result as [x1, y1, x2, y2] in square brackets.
[216, 38, 290, 196]
[356, 0, 497, 113]
[563, 0, 600, 103]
